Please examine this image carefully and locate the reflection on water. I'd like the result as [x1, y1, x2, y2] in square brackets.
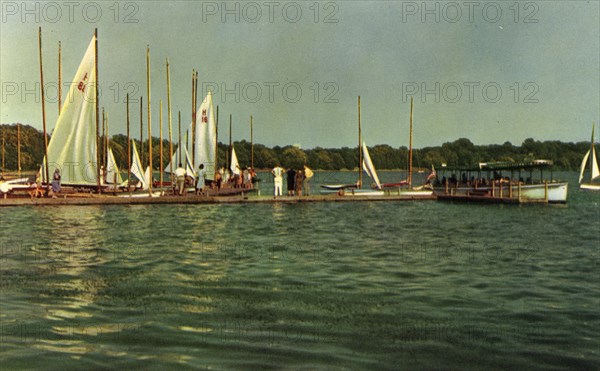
[0, 172, 599, 369]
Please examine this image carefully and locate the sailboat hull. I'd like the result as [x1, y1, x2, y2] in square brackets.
[580, 183, 600, 191]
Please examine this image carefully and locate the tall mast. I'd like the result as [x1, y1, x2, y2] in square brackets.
[358, 95, 362, 188]
[178, 111, 182, 163]
[250, 115, 254, 169]
[215, 105, 219, 178]
[191, 69, 196, 168]
[94, 28, 100, 193]
[166, 58, 173, 183]
[1, 128, 4, 177]
[17, 124, 21, 178]
[105, 111, 109, 182]
[38, 27, 49, 185]
[228, 114, 232, 171]
[146, 45, 152, 195]
[102, 107, 106, 168]
[591, 123, 597, 182]
[140, 97, 143, 167]
[408, 97, 414, 189]
[127, 94, 131, 195]
[58, 41, 62, 114]
[105, 111, 109, 169]
[159, 99, 163, 187]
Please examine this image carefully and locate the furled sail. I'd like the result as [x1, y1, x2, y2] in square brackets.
[362, 141, 381, 189]
[42, 36, 97, 185]
[131, 141, 147, 189]
[106, 147, 123, 186]
[230, 146, 240, 175]
[166, 145, 195, 179]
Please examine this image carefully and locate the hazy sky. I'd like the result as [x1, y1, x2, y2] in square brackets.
[1, 1, 598, 149]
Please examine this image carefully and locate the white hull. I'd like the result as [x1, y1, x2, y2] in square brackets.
[399, 190, 434, 197]
[118, 191, 163, 198]
[436, 182, 568, 203]
[519, 183, 568, 202]
[320, 188, 384, 196]
[580, 183, 600, 191]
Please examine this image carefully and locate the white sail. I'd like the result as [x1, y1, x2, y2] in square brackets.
[130, 141, 147, 189]
[106, 147, 123, 186]
[143, 166, 151, 190]
[580, 125, 600, 184]
[42, 36, 97, 185]
[591, 146, 600, 180]
[166, 146, 195, 179]
[184, 146, 196, 180]
[230, 146, 240, 175]
[361, 141, 381, 189]
[579, 150, 591, 183]
[194, 91, 217, 180]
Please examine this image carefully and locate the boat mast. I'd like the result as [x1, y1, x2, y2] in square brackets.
[229, 114, 232, 171]
[95, 28, 100, 193]
[102, 108, 106, 168]
[250, 115, 254, 170]
[591, 123, 596, 183]
[140, 97, 143, 167]
[166, 58, 173, 184]
[127, 94, 131, 195]
[17, 124, 21, 178]
[191, 69, 196, 168]
[1, 128, 4, 177]
[408, 97, 414, 189]
[38, 27, 49, 185]
[146, 45, 152, 195]
[215, 105, 219, 178]
[58, 41, 62, 114]
[178, 111, 182, 163]
[159, 99, 163, 187]
[105, 111, 109, 176]
[358, 95, 362, 188]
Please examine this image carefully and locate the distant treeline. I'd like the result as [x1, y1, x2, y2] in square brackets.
[0, 124, 591, 172]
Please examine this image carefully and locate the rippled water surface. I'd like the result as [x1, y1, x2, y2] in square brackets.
[1, 172, 599, 369]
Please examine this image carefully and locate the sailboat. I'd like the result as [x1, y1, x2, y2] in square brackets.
[230, 146, 240, 175]
[579, 124, 600, 191]
[195, 91, 217, 180]
[118, 140, 162, 197]
[130, 141, 149, 190]
[41, 35, 99, 186]
[382, 97, 433, 197]
[105, 147, 124, 189]
[321, 96, 384, 195]
[167, 143, 196, 180]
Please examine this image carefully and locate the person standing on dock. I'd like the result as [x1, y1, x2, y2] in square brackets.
[303, 165, 313, 196]
[196, 164, 206, 195]
[175, 163, 186, 195]
[295, 169, 304, 197]
[50, 169, 61, 198]
[272, 164, 284, 198]
[286, 168, 296, 196]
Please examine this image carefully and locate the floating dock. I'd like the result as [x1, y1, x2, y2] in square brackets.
[0, 193, 436, 207]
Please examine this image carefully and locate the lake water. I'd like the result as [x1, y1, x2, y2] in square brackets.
[1, 171, 598, 369]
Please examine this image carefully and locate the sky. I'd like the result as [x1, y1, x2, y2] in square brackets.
[1, 1, 599, 149]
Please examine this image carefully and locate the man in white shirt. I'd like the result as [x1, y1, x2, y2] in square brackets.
[271, 164, 284, 197]
[175, 163, 186, 195]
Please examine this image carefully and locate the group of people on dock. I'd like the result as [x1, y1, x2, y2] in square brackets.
[271, 165, 313, 198]
[174, 164, 259, 196]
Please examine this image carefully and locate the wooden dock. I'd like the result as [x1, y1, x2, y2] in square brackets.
[0, 193, 437, 207]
